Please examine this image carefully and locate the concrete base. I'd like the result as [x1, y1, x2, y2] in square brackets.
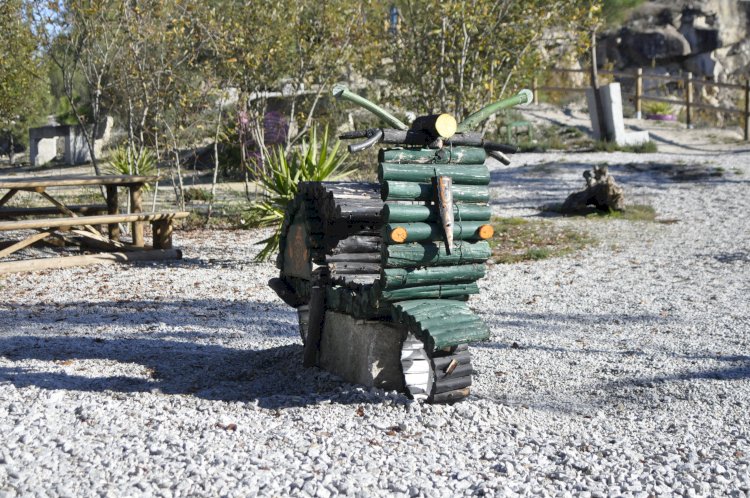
[587, 83, 650, 147]
[318, 311, 405, 392]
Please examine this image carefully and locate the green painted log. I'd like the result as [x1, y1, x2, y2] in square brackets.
[383, 203, 491, 223]
[380, 282, 479, 301]
[384, 241, 491, 267]
[429, 326, 489, 350]
[378, 163, 489, 185]
[418, 314, 480, 332]
[382, 264, 485, 289]
[385, 221, 489, 244]
[379, 147, 486, 165]
[382, 181, 489, 203]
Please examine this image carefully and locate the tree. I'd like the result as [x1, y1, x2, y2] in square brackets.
[384, 0, 600, 125]
[0, 0, 48, 165]
[33, 0, 126, 174]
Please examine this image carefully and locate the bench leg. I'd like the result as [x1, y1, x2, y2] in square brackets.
[152, 220, 173, 249]
[130, 185, 144, 247]
[106, 185, 120, 241]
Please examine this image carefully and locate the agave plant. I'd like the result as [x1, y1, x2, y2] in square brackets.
[248, 126, 353, 261]
[106, 146, 157, 190]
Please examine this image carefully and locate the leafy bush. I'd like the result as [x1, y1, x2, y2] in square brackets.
[643, 101, 674, 116]
[247, 126, 353, 261]
[184, 187, 214, 202]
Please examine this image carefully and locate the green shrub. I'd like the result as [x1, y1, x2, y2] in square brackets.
[184, 188, 214, 202]
[247, 126, 353, 261]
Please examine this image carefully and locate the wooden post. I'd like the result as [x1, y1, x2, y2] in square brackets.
[106, 185, 120, 241]
[129, 184, 144, 247]
[744, 79, 749, 142]
[685, 72, 693, 129]
[635, 68, 643, 119]
[589, 30, 608, 141]
[152, 219, 173, 249]
[303, 278, 327, 368]
[532, 77, 539, 105]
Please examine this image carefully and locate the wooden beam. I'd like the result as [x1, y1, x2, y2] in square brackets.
[0, 231, 55, 258]
[0, 249, 182, 274]
[0, 211, 189, 231]
[0, 175, 160, 189]
[0, 189, 18, 207]
[0, 205, 108, 217]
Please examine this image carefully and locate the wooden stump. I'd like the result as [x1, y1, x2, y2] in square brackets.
[561, 165, 624, 213]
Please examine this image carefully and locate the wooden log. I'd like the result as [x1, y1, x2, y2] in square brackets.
[331, 235, 382, 254]
[433, 351, 472, 370]
[330, 262, 382, 274]
[381, 181, 489, 203]
[379, 146, 486, 165]
[383, 204, 491, 223]
[378, 163, 489, 185]
[411, 114, 458, 139]
[380, 282, 479, 301]
[0, 249, 182, 274]
[432, 388, 471, 403]
[326, 253, 381, 263]
[435, 175, 454, 252]
[303, 284, 326, 368]
[0, 230, 55, 258]
[385, 222, 492, 244]
[385, 241, 491, 267]
[382, 264, 486, 289]
[434, 375, 472, 394]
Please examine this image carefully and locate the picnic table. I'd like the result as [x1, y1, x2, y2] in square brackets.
[0, 174, 189, 273]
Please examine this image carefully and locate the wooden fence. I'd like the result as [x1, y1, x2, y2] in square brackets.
[532, 68, 750, 141]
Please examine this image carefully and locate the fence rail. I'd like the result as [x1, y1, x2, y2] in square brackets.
[531, 67, 750, 141]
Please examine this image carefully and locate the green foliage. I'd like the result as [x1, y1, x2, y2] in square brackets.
[593, 140, 658, 153]
[643, 101, 674, 116]
[247, 126, 353, 261]
[385, 1, 601, 118]
[602, 0, 645, 26]
[489, 216, 595, 264]
[105, 146, 157, 190]
[184, 188, 215, 203]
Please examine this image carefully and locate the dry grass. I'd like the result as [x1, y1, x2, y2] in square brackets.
[489, 217, 595, 264]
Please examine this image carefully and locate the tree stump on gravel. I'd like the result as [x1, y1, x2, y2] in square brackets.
[561, 165, 624, 213]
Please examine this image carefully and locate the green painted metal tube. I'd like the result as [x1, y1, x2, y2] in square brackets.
[457, 89, 534, 132]
[385, 221, 489, 244]
[379, 147, 486, 165]
[332, 85, 409, 131]
[382, 181, 489, 203]
[383, 203, 491, 223]
[382, 264, 486, 289]
[384, 241, 492, 268]
[378, 163, 489, 185]
[380, 282, 480, 301]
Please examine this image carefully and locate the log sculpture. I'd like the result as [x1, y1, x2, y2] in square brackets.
[269, 86, 532, 403]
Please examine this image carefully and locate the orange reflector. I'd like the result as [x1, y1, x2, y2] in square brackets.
[390, 227, 408, 243]
[477, 224, 494, 240]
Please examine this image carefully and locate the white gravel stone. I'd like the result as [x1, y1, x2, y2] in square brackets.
[1, 142, 749, 496]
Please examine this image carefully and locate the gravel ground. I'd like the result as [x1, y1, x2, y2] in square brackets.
[1, 144, 749, 497]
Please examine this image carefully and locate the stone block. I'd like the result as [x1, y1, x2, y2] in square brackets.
[318, 311, 405, 392]
[587, 83, 650, 147]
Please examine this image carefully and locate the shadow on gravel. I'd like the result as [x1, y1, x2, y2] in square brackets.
[0, 299, 376, 408]
[0, 299, 295, 336]
[0, 335, 363, 409]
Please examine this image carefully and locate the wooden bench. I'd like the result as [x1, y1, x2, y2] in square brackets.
[0, 211, 190, 252]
